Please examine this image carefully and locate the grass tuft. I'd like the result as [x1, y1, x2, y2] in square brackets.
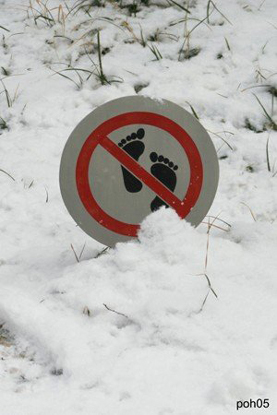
[207, 0, 232, 25]
[70, 243, 86, 263]
[134, 83, 149, 93]
[26, 0, 69, 28]
[244, 117, 265, 133]
[253, 93, 277, 131]
[53, 31, 123, 88]
[0, 79, 19, 108]
[148, 43, 163, 60]
[166, 0, 191, 13]
[0, 116, 8, 131]
[268, 86, 277, 98]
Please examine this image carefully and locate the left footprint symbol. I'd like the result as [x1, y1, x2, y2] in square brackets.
[118, 128, 145, 193]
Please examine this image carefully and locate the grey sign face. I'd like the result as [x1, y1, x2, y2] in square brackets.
[59, 96, 219, 247]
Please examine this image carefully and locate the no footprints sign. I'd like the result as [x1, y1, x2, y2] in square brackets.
[60, 96, 219, 247]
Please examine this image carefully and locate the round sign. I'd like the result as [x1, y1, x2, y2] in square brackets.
[60, 96, 219, 247]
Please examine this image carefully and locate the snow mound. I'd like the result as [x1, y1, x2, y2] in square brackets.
[47, 209, 211, 376]
[1, 209, 277, 414]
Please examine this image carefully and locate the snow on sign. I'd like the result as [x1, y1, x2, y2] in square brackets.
[60, 96, 219, 247]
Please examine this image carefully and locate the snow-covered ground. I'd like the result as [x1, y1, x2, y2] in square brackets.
[1, 0, 277, 413]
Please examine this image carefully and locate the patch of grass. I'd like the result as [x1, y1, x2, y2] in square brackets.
[148, 43, 163, 60]
[0, 79, 19, 108]
[70, 243, 86, 263]
[246, 164, 254, 173]
[26, 0, 69, 28]
[72, 0, 106, 15]
[138, 24, 147, 47]
[54, 31, 123, 87]
[0, 324, 13, 347]
[268, 86, 277, 98]
[1, 66, 10, 76]
[169, 4, 210, 61]
[71, 16, 124, 49]
[51, 368, 63, 376]
[87, 30, 123, 85]
[117, 1, 142, 16]
[1, 35, 8, 52]
[244, 118, 265, 133]
[148, 29, 178, 43]
[101, 46, 110, 55]
[0, 116, 8, 131]
[122, 22, 164, 60]
[96, 30, 111, 84]
[52, 66, 84, 89]
[122, 21, 147, 47]
[253, 93, 277, 131]
[166, 0, 190, 13]
[207, 129, 234, 151]
[53, 34, 74, 45]
[180, 46, 200, 60]
[127, 2, 141, 16]
[134, 82, 149, 93]
[83, 306, 91, 316]
[206, 0, 232, 25]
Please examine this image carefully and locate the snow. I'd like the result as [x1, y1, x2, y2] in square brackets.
[0, 0, 277, 414]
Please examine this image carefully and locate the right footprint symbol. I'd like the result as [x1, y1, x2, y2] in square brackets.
[149, 152, 178, 212]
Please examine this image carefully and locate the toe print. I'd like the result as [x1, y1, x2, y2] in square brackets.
[149, 152, 178, 212]
[118, 128, 145, 193]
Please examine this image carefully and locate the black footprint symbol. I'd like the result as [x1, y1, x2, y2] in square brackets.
[118, 128, 145, 193]
[149, 152, 178, 212]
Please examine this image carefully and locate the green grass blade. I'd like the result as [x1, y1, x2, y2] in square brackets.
[0, 25, 10, 32]
[0, 168, 15, 181]
[186, 101, 199, 119]
[52, 70, 81, 89]
[253, 93, 277, 130]
[166, 0, 190, 13]
[266, 135, 271, 172]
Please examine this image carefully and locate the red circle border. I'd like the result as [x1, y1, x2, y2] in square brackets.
[76, 112, 203, 237]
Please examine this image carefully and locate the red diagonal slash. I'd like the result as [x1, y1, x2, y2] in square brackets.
[100, 135, 183, 213]
[76, 111, 203, 237]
